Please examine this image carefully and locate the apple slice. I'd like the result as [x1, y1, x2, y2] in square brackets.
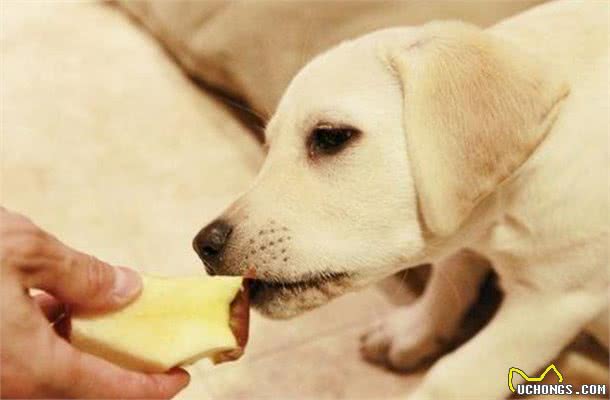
[68, 274, 249, 373]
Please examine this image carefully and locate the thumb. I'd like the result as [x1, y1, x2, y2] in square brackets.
[50, 338, 190, 399]
[20, 235, 142, 311]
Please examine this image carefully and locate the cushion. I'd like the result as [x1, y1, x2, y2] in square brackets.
[119, 0, 546, 119]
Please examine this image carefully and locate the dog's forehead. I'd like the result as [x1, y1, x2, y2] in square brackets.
[267, 35, 402, 133]
[287, 27, 417, 94]
[265, 27, 416, 143]
[288, 40, 388, 102]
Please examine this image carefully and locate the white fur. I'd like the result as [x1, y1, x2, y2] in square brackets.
[207, 1, 608, 398]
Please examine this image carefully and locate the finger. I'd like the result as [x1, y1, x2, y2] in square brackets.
[49, 339, 190, 399]
[33, 292, 66, 322]
[1, 209, 142, 312]
[21, 240, 142, 312]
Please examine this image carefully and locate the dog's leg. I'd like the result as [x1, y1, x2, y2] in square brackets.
[360, 250, 490, 370]
[407, 285, 608, 400]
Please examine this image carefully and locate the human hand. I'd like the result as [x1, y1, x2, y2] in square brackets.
[0, 208, 190, 398]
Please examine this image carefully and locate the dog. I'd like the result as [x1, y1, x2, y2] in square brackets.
[193, 1, 608, 399]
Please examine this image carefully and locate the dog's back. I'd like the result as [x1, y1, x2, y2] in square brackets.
[490, 0, 608, 347]
[492, 0, 608, 72]
[486, 0, 607, 241]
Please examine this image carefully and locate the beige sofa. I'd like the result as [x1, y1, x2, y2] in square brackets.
[1, 3, 261, 396]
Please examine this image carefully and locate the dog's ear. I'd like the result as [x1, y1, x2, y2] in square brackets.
[388, 22, 569, 237]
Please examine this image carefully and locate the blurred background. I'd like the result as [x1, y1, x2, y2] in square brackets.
[1, 1, 606, 399]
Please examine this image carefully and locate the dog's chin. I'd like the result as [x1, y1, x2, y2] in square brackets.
[248, 273, 354, 319]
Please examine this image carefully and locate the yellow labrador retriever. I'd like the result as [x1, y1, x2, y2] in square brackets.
[193, 1, 608, 398]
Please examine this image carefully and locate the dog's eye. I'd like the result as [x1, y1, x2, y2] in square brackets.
[307, 125, 359, 158]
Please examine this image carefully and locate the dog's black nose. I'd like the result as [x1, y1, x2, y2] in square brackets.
[193, 219, 233, 275]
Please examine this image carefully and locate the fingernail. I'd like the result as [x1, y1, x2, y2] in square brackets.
[113, 267, 142, 301]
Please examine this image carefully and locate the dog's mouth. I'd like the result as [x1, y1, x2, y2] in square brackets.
[248, 271, 349, 299]
[246, 271, 352, 318]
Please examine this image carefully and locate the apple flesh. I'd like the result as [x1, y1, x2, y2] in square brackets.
[69, 275, 249, 373]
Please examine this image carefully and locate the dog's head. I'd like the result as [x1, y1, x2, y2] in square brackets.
[193, 22, 568, 318]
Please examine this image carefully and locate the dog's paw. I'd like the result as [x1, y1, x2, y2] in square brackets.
[359, 305, 446, 371]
